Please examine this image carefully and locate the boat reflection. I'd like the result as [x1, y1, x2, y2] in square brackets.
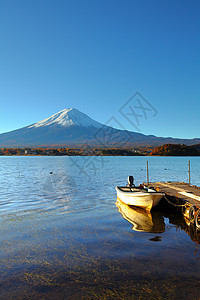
[116, 198, 200, 244]
[116, 198, 165, 233]
[167, 214, 200, 245]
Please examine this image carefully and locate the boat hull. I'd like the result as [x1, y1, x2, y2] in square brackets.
[116, 187, 164, 211]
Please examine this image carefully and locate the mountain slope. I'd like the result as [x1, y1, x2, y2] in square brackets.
[0, 108, 199, 147]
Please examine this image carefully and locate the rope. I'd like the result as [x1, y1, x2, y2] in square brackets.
[164, 195, 187, 208]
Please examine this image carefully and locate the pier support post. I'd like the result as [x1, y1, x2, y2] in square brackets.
[188, 160, 191, 186]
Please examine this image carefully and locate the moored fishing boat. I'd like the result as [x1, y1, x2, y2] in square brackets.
[116, 176, 165, 211]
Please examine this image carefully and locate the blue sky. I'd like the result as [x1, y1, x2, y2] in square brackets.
[0, 0, 199, 138]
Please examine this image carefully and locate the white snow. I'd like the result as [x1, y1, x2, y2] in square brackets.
[28, 108, 103, 129]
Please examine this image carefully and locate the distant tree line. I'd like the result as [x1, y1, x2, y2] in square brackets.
[150, 144, 200, 156]
[1, 144, 199, 156]
[0, 147, 150, 156]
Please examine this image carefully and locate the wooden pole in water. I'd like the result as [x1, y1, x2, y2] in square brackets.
[146, 161, 149, 186]
[188, 160, 191, 186]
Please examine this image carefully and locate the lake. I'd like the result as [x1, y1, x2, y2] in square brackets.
[0, 156, 200, 299]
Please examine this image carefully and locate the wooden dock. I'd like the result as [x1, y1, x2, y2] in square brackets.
[147, 182, 200, 206]
[144, 181, 200, 227]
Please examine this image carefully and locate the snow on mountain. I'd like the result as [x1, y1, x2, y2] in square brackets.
[0, 107, 199, 148]
[28, 108, 102, 129]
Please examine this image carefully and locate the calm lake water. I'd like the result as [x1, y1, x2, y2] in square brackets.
[0, 156, 200, 299]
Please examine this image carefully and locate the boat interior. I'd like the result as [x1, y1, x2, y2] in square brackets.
[117, 186, 156, 193]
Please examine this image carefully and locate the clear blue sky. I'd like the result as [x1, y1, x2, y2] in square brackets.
[0, 0, 199, 138]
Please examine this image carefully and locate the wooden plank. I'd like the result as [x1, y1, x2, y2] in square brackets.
[178, 191, 200, 202]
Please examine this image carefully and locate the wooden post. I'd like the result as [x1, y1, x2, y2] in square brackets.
[146, 161, 149, 186]
[188, 160, 191, 186]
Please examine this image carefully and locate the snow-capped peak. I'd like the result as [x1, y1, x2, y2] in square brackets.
[28, 108, 103, 129]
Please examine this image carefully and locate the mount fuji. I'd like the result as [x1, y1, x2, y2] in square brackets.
[0, 108, 199, 147]
[28, 108, 102, 129]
